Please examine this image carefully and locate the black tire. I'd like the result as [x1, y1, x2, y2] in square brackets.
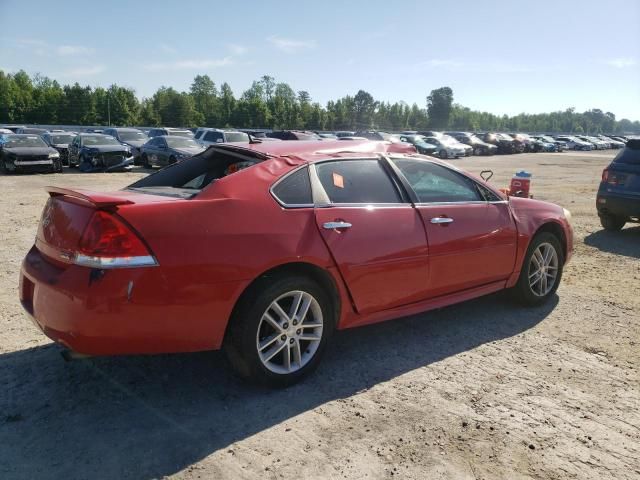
[141, 154, 151, 169]
[599, 214, 625, 232]
[439, 149, 448, 159]
[52, 158, 63, 173]
[224, 274, 335, 388]
[510, 232, 564, 306]
[1, 158, 11, 174]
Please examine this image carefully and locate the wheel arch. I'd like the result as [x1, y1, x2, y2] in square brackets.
[533, 220, 567, 262]
[223, 261, 342, 342]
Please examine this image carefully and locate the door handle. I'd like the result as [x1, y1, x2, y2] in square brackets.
[430, 217, 454, 224]
[323, 221, 352, 230]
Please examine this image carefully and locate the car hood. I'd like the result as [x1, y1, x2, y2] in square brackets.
[51, 143, 69, 148]
[174, 147, 205, 155]
[122, 140, 147, 148]
[3, 146, 57, 156]
[83, 145, 128, 153]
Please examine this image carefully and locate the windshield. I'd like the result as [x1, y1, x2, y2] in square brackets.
[225, 132, 250, 142]
[166, 137, 200, 148]
[50, 134, 74, 144]
[540, 135, 555, 142]
[4, 135, 48, 148]
[83, 135, 121, 146]
[119, 131, 147, 141]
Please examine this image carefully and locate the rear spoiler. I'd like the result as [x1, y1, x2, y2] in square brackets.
[46, 186, 134, 208]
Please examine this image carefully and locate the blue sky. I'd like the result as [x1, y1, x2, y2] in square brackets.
[1, 0, 639, 120]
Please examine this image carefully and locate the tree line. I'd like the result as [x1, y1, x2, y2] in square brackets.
[1, 70, 638, 134]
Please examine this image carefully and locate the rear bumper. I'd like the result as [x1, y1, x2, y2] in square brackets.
[20, 246, 248, 355]
[597, 191, 640, 218]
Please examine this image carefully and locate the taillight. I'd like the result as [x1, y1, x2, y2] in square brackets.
[601, 169, 609, 182]
[74, 211, 157, 268]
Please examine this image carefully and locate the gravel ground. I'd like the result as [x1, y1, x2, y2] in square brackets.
[0, 150, 638, 480]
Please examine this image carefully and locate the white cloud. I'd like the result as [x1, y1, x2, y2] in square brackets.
[267, 35, 316, 53]
[605, 57, 636, 68]
[228, 44, 248, 55]
[160, 43, 177, 54]
[142, 57, 233, 71]
[61, 65, 105, 77]
[56, 45, 94, 56]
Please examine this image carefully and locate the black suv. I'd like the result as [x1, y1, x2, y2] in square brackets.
[445, 132, 497, 156]
[597, 139, 640, 231]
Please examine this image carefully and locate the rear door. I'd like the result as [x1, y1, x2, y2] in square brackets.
[390, 158, 517, 297]
[312, 158, 430, 314]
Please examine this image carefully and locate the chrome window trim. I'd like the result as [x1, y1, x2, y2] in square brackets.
[414, 200, 508, 206]
[270, 164, 315, 209]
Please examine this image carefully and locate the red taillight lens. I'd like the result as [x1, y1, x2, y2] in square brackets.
[602, 169, 609, 182]
[75, 211, 156, 268]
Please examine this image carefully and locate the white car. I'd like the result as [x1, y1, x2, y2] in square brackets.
[194, 128, 250, 146]
[555, 135, 593, 151]
[422, 136, 466, 159]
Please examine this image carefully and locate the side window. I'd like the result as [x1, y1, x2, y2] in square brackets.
[194, 131, 203, 139]
[272, 167, 312, 206]
[204, 131, 223, 142]
[392, 159, 482, 203]
[476, 183, 502, 202]
[315, 159, 401, 204]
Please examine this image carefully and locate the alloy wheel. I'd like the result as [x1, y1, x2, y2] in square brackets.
[528, 242, 559, 296]
[256, 290, 323, 374]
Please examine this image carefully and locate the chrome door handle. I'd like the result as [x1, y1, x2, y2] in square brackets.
[430, 217, 454, 224]
[323, 221, 352, 230]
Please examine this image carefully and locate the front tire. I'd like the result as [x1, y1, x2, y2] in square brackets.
[141, 153, 151, 169]
[511, 232, 564, 306]
[224, 275, 334, 387]
[439, 149, 448, 159]
[600, 214, 625, 232]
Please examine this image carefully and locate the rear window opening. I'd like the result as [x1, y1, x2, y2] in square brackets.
[127, 147, 263, 198]
[613, 139, 640, 165]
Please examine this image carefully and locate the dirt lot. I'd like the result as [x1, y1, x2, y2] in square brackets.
[0, 150, 638, 480]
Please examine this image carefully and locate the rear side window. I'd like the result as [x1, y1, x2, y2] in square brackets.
[316, 159, 401, 204]
[272, 167, 312, 206]
[392, 158, 481, 203]
[613, 140, 640, 164]
[204, 131, 224, 142]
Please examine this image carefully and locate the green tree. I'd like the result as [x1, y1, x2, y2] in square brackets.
[427, 87, 454, 129]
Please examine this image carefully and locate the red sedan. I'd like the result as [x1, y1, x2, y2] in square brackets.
[20, 140, 573, 387]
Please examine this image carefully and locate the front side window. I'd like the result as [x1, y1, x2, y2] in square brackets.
[315, 159, 401, 204]
[272, 167, 312, 206]
[391, 158, 481, 203]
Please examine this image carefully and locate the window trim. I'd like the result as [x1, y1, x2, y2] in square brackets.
[310, 157, 411, 207]
[269, 165, 315, 209]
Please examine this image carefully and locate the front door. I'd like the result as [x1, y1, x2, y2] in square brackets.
[312, 158, 430, 314]
[390, 158, 517, 297]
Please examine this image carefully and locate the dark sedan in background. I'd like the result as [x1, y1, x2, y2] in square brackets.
[398, 134, 438, 155]
[0, 134, 62, 173]
[140, 135, 205, 168]
[42, 132, 76, 166]
[446, 132, 497, 155]
[597, 139, 640, 231]
[103, 128, 149, 163]
[68, 133, 133, 171]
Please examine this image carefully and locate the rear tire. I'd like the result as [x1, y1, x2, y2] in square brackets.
[510, 232, 564, 306]
[224, 274, 334, 388]
[141, 154, 151, 169]
[600, 214, 625, 232]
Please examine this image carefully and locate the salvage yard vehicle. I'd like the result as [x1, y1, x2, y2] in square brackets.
[0, 134, 62, 173]
[67, 133, 133, 171]
[195, 128, 250, 146]
[398, 134, 439, 155]
[555, 135, 593, 151]
[140, 135, 205, 168]
[445, 132, 497, 156]
[42, 132, 75, 166]
[422, 135, 466, 159]
[103, 128, 149, 162]
[20, 140, 574, 387]
[597, 139, 640, 231]
[148, 127, 194, 138]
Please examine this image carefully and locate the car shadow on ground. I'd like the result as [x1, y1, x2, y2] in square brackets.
[0, 292, 557, 480]
[583, 225, 640, 258]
